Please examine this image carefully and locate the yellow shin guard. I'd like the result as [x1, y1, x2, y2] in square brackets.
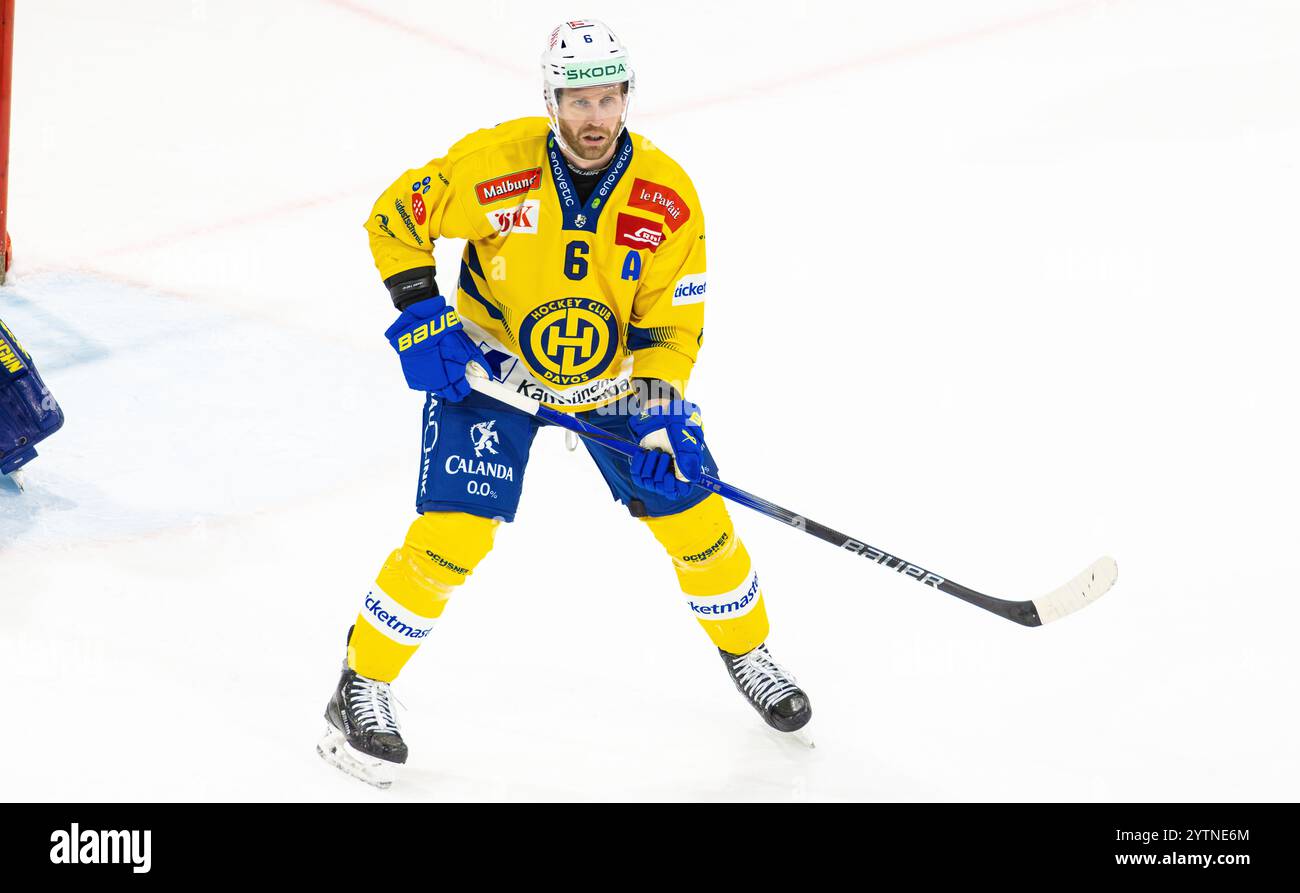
[349, 511, 498, 682]
[641, 494, 769, 655]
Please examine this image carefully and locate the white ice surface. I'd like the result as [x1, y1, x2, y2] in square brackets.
[1, 0, 1298, 801]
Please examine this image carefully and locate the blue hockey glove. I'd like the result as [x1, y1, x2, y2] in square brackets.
[627, 400, 706, 499]
[384, 297, 490, 402]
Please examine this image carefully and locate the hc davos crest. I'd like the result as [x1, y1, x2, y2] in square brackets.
[519, 297, 619, 387]
[470, 420, 500, 457]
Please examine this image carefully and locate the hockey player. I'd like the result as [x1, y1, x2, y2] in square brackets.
[318, 20, 811, 788]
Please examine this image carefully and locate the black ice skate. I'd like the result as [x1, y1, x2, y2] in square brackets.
[720, 644, 813, 739]
[317, 664, 408, 789]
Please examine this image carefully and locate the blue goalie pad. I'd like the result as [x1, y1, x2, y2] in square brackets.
[0, 317, 66, 476]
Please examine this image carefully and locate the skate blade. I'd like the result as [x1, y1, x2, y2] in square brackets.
[316, 727, 399, 790]
[768, 723, 816, 750]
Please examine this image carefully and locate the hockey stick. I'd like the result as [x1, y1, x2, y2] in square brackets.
[465, 367, 1117, 627]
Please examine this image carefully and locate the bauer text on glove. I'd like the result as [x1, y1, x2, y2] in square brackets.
[384, 296, 491, 401]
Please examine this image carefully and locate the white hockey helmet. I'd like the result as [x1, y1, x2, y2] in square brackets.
[541, 20, 636, 156]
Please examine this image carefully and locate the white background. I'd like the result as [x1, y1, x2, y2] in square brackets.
[1, 0, 1297, 801]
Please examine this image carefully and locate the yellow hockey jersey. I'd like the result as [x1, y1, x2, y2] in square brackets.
[365, 117, 706, 412]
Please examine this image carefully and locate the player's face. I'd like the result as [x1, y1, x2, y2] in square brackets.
[553, 84, 627, 166]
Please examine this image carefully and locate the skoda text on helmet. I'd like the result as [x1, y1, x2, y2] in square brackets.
[541, 20, 636, 160]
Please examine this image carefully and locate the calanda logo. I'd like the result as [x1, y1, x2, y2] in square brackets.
[444, 455, 514, 480]
[444, 421, 513, 478]
[518, 297, 619, 387]
[470, 420, 500, 457]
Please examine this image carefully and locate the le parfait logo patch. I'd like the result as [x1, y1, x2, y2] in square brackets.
[627, 178, 690, 231]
